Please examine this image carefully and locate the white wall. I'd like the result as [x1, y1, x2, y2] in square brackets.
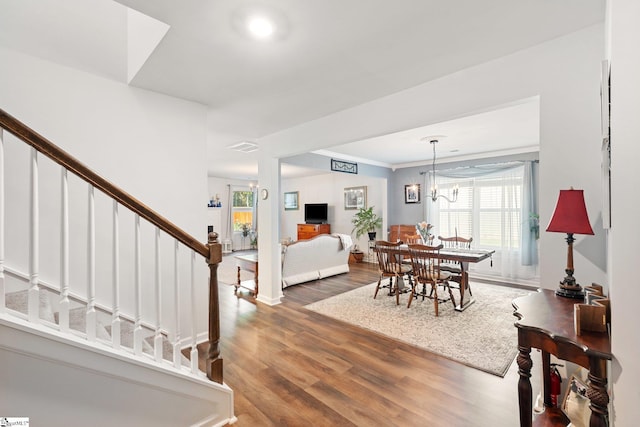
[1, 46, 210, 341]
[281, 172, 387, 250]
[259, 24, 607, 293]
[609, 0, 640, 424]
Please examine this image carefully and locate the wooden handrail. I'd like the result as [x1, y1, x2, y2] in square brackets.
[1, 108, 223, 384]
[0, 108, 208, 258]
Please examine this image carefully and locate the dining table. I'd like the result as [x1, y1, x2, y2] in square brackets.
[398, 245, 495, 311]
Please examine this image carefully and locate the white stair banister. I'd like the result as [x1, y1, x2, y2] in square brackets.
[133, 213, 143, 356]
[112, 200, 121, 349]
[28, 148, 39, 323]
[58, 169, 70, 332]
[86, 184, 97, 341]
[154, 227, 162, 362]
[190, 249, 198, 374]
[0, 128, 5, 314]
[0, 110, 225, 385]
[173, 241, 181, 369]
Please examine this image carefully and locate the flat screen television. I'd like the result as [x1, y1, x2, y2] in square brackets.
[304, 203, 328, 224]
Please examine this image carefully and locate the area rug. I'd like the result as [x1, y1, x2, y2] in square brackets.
[304, 281, 532, 377]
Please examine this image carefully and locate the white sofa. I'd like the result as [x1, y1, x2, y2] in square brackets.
[281, 234, 352, 288]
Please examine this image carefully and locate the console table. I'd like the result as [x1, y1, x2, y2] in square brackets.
[297, 223, 330, 240]
[513, 290, 612, 427]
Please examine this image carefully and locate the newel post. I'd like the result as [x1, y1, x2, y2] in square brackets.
[206, 232, 223, 383]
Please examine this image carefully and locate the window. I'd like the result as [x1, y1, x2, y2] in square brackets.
[431, 164, 537, 281]
[232, 190, 254, 232]
[436, 170, 523, 249]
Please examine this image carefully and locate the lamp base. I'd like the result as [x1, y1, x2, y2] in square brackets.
[555, 286, 585, 299]
[555, 267, 585, 299]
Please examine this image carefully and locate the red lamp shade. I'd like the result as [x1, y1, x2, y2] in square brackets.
[546, 189, 594, 235]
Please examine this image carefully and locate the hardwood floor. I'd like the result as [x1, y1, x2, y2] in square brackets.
[200, 260, 531, 426]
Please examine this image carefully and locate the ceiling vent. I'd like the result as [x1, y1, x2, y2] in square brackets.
[227, 141, 258, 153]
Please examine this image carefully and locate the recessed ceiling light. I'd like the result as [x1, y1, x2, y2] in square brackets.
[247, 15, 274, 39]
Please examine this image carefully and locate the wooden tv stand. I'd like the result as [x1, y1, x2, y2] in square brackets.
[297, 223, 330, 240]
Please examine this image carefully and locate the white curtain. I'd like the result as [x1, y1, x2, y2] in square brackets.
[426, 162, 538, 282]
[225, 184, 233, 241]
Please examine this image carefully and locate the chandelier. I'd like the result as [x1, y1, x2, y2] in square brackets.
[422, 136, 458, 203]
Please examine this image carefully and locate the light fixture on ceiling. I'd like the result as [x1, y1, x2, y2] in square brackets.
[247, 15, 274, 39]
[227, 141, 258, 153]
[422, 136, 458, 203]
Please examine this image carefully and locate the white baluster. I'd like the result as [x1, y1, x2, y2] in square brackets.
[173, 241, 181, 369]
[86, 185, 96, 341]
[133, 214, 143, 355]
[111, 201, 121, 349]
[190, 250, 198, 374]
[0, 128, 5, 314]
[28, 148, 39, 323]
[58, 169, 70, 332]
[154, 227, 162, 362]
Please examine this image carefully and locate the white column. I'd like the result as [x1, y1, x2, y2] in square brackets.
[610, 1, 640, 423]
[256, 154, 283, 305]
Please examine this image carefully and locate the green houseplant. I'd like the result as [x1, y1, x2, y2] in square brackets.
[351, 206, 383, 241]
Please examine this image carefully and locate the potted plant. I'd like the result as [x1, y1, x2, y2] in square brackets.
[351, 206, 383, 241]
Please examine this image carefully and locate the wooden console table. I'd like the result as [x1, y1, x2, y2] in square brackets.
[513, 290, 612, 427]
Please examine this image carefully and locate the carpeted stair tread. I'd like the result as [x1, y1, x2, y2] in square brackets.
[5, 289, 56, 323]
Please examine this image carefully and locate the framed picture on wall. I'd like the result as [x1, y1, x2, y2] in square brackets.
[404, 184, 421, 204]
[284, 191, 299, 210]
[344, 186, 367, 210]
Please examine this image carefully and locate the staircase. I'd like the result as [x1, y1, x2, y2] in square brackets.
[0, 110, 235, 426]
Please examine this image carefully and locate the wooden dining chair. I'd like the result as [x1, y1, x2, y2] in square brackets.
[402, 233, 434, 245]
[437, 235, 473, 296]
[373, 241, 412, 305]
[406, 244, 456, 316]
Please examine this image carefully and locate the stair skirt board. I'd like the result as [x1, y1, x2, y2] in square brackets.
[0, 319, 235, 427]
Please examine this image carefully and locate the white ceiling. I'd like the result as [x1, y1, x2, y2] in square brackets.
[0, 0, 604, 178]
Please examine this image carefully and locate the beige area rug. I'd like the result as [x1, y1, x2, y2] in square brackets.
[216, 250, 257, 285]
[304, 281, 532, 377]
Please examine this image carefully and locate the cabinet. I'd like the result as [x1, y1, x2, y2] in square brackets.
[513, 290, 611, 427]
[388, 224, 418, 243]
[297, 223, 331, 240]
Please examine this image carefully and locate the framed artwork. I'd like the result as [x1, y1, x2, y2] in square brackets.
[404, 184, 421, 204]
[284, 191, 299, 210]
[344, 186, 367, 210]
[331, 159, 358, 174]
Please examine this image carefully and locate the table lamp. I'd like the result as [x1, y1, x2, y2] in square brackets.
[546, 188, 594, 299]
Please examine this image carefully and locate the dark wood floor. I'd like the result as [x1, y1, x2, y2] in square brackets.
[200, 261, 533, 426]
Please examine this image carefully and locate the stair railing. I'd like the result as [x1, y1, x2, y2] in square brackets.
[0, 109, 223, 384]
